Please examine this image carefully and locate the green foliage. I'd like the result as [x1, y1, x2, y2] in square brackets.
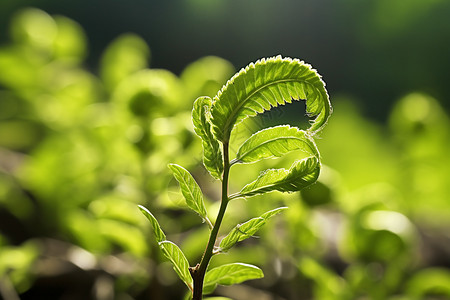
[238, 157, 320, 198]
[100, 33, 150, 91]
[234, 125, 319, 164]
[405, 268, 450, 299]
[0, 8, 236, 299]
[168, 163, 212, 227]
[138, 205, 166, 243]
[139, 56, 331, 299]
[1, 7, 449, 300]
[209, 56, 331, 141]
[192, 96, 223, 179]
[159, 241, 194, 291]
[203, 263, 263, 294]
[0, 242, 39, 293]
[219, 207, 287, 252]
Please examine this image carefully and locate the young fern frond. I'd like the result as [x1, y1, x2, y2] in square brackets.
[139, 55, 332, 300]
[210, 55, 331, 142]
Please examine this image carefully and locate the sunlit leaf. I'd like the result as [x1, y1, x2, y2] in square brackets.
[203, 263, 263, 294]
[239, 156, 320, 197]
[138, 205, 166, 243]
[159, 241, 193, 291]
[168, 164, 209, 224]
[138, 206, 193, 291]
[219, 207, 287, 252]
[234, 125, 319, 164]
[210, 55, 331, 142]
[192, 96, 223, 179]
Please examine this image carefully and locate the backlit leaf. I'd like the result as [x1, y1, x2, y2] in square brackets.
[203, 263, 263, 294]
[234, 125, 319, 164]
[159, 241, 193, 291]
[239, 156, 320, 197]
[219, 207, 287, 252]
[168, 164, 209, 223]
[192, 96, 223, 179]
[210, 56, 331, 142]
[205, 263, 263, 285]
[138, 205, 166, 243]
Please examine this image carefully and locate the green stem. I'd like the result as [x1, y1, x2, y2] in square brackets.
[191, 141, 230, 300]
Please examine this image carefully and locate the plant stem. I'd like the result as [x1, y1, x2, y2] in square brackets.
[191, 141, 230, 300]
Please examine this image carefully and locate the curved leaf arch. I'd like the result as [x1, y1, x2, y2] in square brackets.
[210, 55, 331, 143]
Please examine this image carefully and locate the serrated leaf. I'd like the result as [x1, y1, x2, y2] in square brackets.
[259, 206, 288, 219]
[219, 207, 287, 252]
[239, 156, 320, 197]
[138, 205, 166, 243]
[192, 96, 223, 179]
[168, 164, 209, 224]
[235, 125, 319, 164]
[210, 55, 331, 142]
[159, 241, 193, 291]
[203, 263, 263, 294]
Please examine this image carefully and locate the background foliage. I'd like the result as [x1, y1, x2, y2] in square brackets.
[0, 2, 449, 300]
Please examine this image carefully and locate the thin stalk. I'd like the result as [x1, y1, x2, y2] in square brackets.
[191, 140, 231, 300]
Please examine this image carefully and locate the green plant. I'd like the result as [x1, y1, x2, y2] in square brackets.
[139, 55, 332, 299]
[2, 7, 450, 300]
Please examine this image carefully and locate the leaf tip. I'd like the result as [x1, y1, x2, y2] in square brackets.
[137, 204, 149, 215]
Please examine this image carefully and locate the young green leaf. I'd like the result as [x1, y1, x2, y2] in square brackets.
[168, 164, 212, 227]
[234, 125, 319, 164]
[138, 205, 166, 243]
[203, 263, 263, 294]
[210, 55, 331, 142]
[238, 156, 320, 198]
[192, 96, 223, 179]
[159, 241, 193, 291]
[219, 207, 287, 252]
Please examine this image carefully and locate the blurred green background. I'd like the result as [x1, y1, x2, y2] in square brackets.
[0, 1, 449, 300]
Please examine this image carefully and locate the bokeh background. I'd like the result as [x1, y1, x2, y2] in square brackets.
[0, 1, 449, 299]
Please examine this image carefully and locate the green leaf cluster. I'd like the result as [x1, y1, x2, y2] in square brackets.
[6, 7, 450, 300]
[0, 8, 237, 298]
[139, 55, 331, 299]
